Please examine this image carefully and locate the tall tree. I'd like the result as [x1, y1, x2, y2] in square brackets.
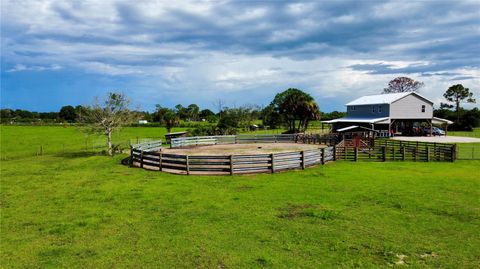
[79, 92, 139, 156]
[383, 77, 424, 94]
[187, 104, 200, 121]
[163, 109, 180, 133]
[174, 104, 189, 120]
[59, 105, 76, 122]
[443, 84, 476, 122]
[269, 88, 320, 133]
[153, 105, 170, 123]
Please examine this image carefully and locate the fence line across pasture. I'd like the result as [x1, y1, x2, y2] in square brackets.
[1, 136, 164, 160]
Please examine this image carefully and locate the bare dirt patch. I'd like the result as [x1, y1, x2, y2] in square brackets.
[161, 143, 325, 155]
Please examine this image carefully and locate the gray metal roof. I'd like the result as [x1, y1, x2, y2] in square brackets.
[336, 125, 379, 132]
[322, 117, 390, 124]
[346, 92, 433, 106]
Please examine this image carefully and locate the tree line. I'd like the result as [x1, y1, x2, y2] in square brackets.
[1, 88, 342, 134]
[1, 80, 477, 156]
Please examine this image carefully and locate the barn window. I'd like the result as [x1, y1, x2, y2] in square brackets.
[372, 105, 376, 113]
[378, 105, 382, 113]
[421, 105, 425, 113]
[351, 106, 356, 111]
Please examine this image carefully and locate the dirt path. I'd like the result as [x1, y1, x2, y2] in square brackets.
[392, 136, 480, 143]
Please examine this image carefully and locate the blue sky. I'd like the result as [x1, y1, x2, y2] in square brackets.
[1, 0, 479, 112]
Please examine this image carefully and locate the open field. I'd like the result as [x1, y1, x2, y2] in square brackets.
[1, 125, 479, 268]
[0, 125, 187, 160]
[449, 128, 480, 138]
[1, 155, 479, 268]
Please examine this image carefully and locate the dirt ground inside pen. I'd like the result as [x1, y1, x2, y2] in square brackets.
[161, 143, 326, 155]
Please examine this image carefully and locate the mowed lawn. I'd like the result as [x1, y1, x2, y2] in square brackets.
[1, 125, 480, 268]
[1, 157, 479, 268]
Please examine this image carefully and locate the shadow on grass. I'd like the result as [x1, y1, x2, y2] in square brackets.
[54, 151, 103, 158]
[121, 156, 132, 166]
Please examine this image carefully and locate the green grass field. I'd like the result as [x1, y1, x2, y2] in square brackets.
[0, 125, 188, 160]
[1, 126, 479, 268]
[449, 128, 480, 138]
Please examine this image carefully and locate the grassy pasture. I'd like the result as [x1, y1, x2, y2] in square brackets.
[0, 125, 187, 160]
[449, 128, 480, 138]
[1, 125, 479, 268]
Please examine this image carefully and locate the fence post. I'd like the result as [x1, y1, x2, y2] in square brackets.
[426, 147, 430, 162]
[401, 146, 405, 161]
[230, 155, 234, 175]
[159, 152, 163, 171]
[333, 145, 337, 161]
[186, 155, 190, 175]
[130, 146, 133, 167]
[270, 153, 275, 173]
[136, 136, 139, 144]
[344, 147, 347, 161]
[321, 148, 325, 165]
[40, 145, 43, 156]
[301, 151, 305, 169]
[382, 146, 386, 162]
[354, 147, 358, 162]
[451, 145, 456, 162]
[140, 150, 144, 168]
[392, 147, 395, 161]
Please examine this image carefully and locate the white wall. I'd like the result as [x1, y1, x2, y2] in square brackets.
[390, 94, 433, 119]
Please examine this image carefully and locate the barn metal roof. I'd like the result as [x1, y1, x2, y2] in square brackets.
[322, 117, 390, 124]
[336, 125, 379, 132]
[345, 92, 433, 106]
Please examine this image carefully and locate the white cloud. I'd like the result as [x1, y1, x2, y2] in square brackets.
[1, 0, 479, 111]
[7, 63, 62, 72]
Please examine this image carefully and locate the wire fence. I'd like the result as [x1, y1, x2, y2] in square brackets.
[0, 136, 164, 160]
[456, 144, 480, 160]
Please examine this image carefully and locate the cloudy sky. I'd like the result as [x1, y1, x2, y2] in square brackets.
[1, 0, 479, 112]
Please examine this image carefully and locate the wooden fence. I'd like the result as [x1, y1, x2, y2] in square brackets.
[131, 145, 335, 175]
[170, 133, 338, 148]
[130, 136, 456, 175]
[335, 140, 455, 162]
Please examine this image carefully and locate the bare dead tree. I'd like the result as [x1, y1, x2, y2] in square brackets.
[79, 92, 140, 156]
[213, 99, 225, 113]
[383, 77, 424, 94]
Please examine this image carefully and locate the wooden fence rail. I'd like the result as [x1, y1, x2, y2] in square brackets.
[170, 134, 339, 148]
[335, 144, 455, 162]
[131, 144, 335, 175]
[131, 136, 456, 175]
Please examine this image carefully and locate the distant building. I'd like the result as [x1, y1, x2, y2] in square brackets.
[138, 120, 148, 124]
[323, 92, 452, 136]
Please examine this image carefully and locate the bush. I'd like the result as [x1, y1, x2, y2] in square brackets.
[188, 125, 237, 136]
